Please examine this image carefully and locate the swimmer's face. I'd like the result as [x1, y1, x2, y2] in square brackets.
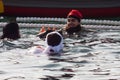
[67, 17, 80, 28]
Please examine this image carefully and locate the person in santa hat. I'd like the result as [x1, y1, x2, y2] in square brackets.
[64, 9, 83, 35]
[38, 9, 92, 39]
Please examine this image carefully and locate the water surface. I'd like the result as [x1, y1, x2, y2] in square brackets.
[0, 27, 120, 80]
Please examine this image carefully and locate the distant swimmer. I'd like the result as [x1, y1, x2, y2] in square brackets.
[0, 17, 21, 40]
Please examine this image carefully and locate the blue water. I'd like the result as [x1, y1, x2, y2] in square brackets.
[0, 27, 120, 80]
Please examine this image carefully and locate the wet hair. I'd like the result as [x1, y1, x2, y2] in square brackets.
[47, 33, 61, 46]
[0, 22, 20, 40]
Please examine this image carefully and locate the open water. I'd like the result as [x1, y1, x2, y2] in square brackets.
[0, 26, 120, 80]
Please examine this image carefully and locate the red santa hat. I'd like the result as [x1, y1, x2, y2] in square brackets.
[67, 9, 83, 21]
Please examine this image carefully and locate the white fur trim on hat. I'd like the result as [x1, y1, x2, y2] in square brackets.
[43, 31, 64, 54]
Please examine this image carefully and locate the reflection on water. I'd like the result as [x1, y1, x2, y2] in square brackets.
[0, 27, 120, 80]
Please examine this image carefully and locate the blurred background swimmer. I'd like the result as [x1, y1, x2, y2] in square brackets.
[0, 17, 21, 40]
